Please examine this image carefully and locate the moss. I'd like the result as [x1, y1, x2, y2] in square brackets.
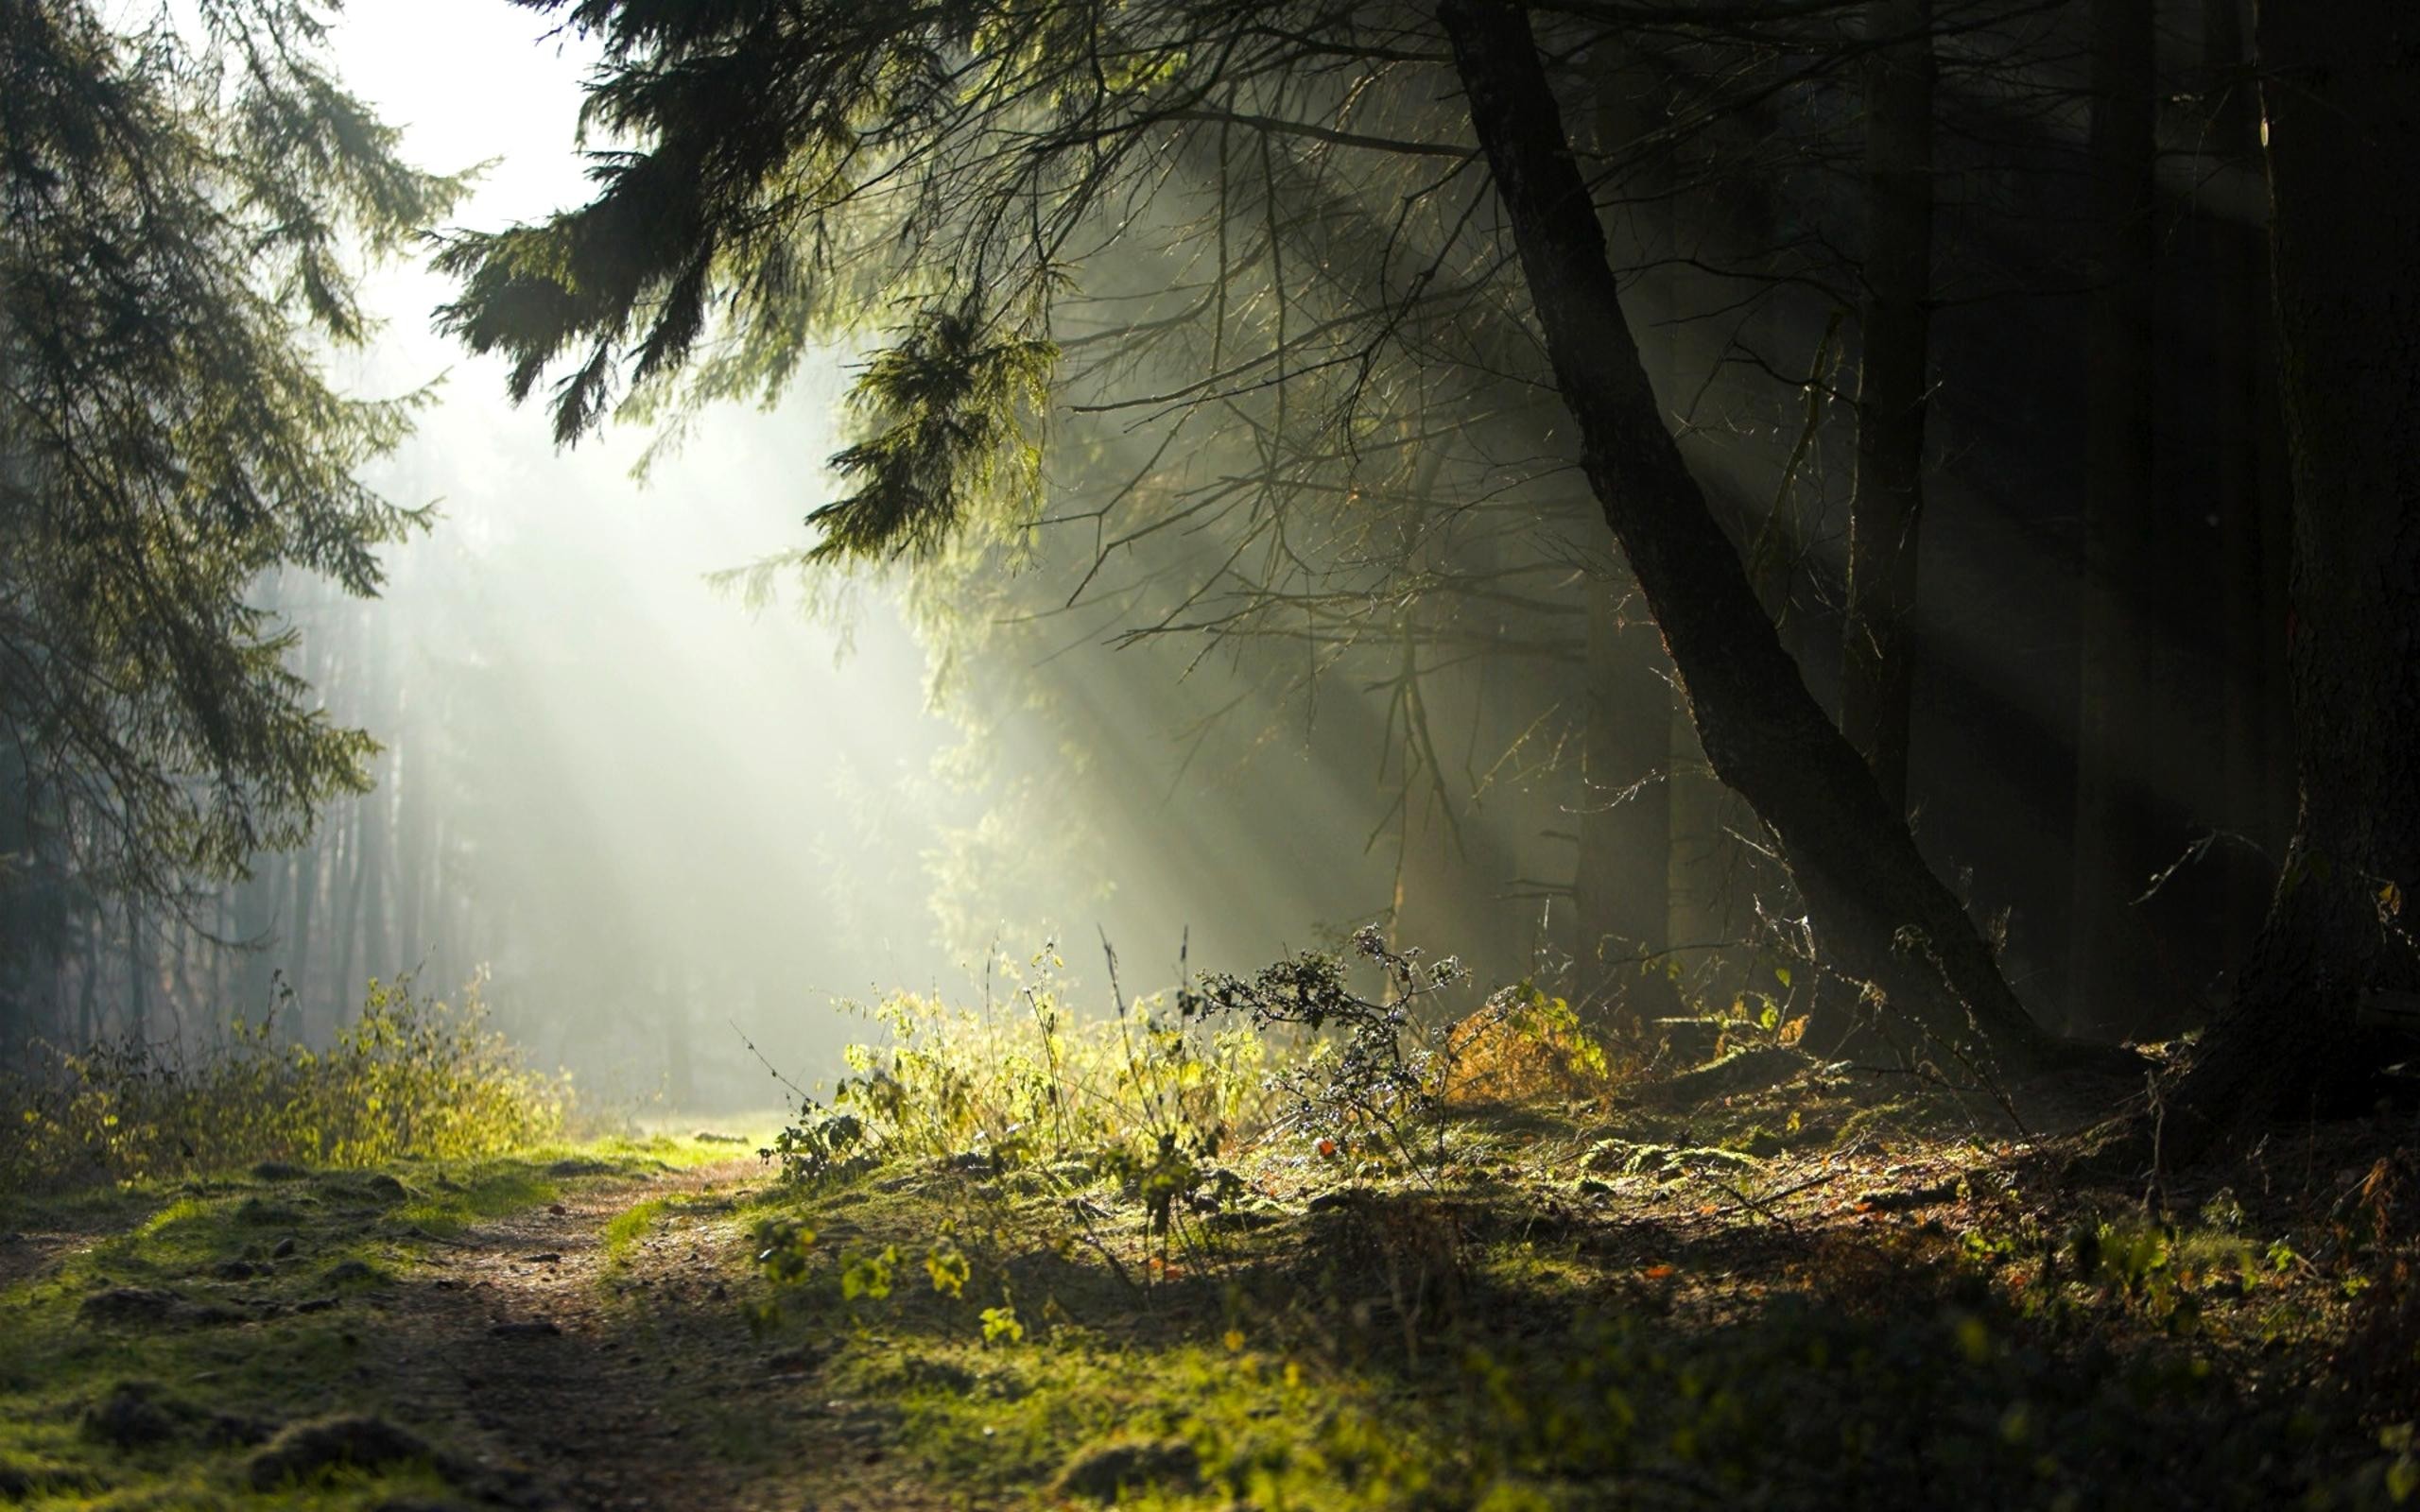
[0, 1141, 681, 1511]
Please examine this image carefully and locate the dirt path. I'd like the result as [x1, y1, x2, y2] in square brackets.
[366, 1160, 935, 1512]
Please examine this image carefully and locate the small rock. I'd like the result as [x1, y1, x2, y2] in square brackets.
[1575, 1176, 1615, 1197]
[1051, 1438, 1202, 1502]
[79, 1287, 183, 1326]
[81, 1382, 183, 1448]
[251, 1160, 312, 1182]
[294, 1296, 341, 1314]
[203, 1413, 274, 1449]
[0, 1461, 92, 1500]
[271, 1235, 299, 1259]
[1207, 1208, 1281, 1232]
[520, 1252, 562, 1264]
[247, 1417, 432, 1490]
[903, 1358, 977, 1394]
[214, 1260, 259, 1281]
[1581, 1138, 1636, 1173]
[488, 1319, 562, 1340]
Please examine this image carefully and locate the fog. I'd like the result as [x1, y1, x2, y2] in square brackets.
[0, 0, 2278, 1108]
[256, 2, 1409, 1104]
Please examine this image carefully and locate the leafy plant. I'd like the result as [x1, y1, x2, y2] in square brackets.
[0, 971, 566, 1194]
[1178, 926, 1477, 1183]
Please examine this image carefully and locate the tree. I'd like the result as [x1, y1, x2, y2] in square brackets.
[2065, 0, 2163, 1038]
[0, 0, 456, 1030]
[441, 0, 2095, 1074]
[1839, 0, 1936, 814]
[1436, 0, 2068, 1071]
[2155, 0, 2420, 1146]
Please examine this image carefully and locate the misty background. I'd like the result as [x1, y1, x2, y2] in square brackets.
[232, 0, 1406, 1104]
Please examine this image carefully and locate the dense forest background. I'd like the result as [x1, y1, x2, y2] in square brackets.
[0, 0, 2358, 1120]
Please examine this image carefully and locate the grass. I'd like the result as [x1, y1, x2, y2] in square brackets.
[0, 1131, 743, 1511]
[700, 954, 2420, 1510]
[11, 939, 2420, 1509]
[713, 1109, 2420, 1510]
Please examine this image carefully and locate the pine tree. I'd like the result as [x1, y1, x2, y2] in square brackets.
[0, 0, 458, 1025]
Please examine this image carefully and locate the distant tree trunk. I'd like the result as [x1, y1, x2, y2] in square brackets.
[398, 741, 428, 972]
[1574, 585, 1680, 1017]
[234, 856, 279, 1014]
[2066, 0, 2162, 1038]
[2161, 0, 2420, 1143]
[2205, 0, 2288, 972]
[1841, 0, 1937, 814]
[124, 902, 147, 1041]
[335, 799, 368, 1006]
[287, 844, 320, 1032]
[1572, 42, 1678, 1021]
[1439, 0, 2064, 1074]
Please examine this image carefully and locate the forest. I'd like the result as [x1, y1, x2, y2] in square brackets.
[2, 0, 2416, 1506]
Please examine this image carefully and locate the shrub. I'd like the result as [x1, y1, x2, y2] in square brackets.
[767, 944, 1276, 1186]
[0, 971, 567, 1194]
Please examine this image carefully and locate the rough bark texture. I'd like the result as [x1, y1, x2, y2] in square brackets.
[1841, 0, 1937, 815]
[2165, 0, 2420, 1144]
[2066, 0, 2162, 1037]
[1438, 0, 2059, 1073]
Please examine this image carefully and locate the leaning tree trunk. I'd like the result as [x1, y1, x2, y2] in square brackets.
[1841, 0, 1937, 815]
[2159, 0, 2420, 1148]
[1438, 0, 2063, 1075]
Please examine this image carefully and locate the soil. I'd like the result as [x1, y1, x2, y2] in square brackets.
[359, 1160, 942, 1512]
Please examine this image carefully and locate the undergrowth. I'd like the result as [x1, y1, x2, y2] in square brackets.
[726, 935, 2420, 1511]
[0, 971, 568, 1196]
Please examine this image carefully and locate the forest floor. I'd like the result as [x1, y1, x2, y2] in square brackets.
[7, 1064, 2420, 1510]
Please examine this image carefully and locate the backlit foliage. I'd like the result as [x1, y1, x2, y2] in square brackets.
[0, 972, 567, 1194]
[0, 0, 461, 940]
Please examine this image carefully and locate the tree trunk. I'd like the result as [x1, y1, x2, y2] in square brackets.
[1841, 0, 1937, 814]
[1572, 41, 1679, 1021]
[1438, 0, 2063, 1074]
[2066, 0, 2163, 1038]
[2161, 0, 2420, 1144]
[2205, 0, 2289, 974]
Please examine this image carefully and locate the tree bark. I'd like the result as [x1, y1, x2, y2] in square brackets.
[2161, 0, 2420, 1144]
[1841, 0, 1937, 814]
[2066, 0, 2162, 1038]
[1438, 0, 2062, 1074]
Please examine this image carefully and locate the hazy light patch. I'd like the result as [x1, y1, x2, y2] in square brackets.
[291, 3, 966, 1100]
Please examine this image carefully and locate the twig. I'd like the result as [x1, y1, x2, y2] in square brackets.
[728, 1019, 811, 1105]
